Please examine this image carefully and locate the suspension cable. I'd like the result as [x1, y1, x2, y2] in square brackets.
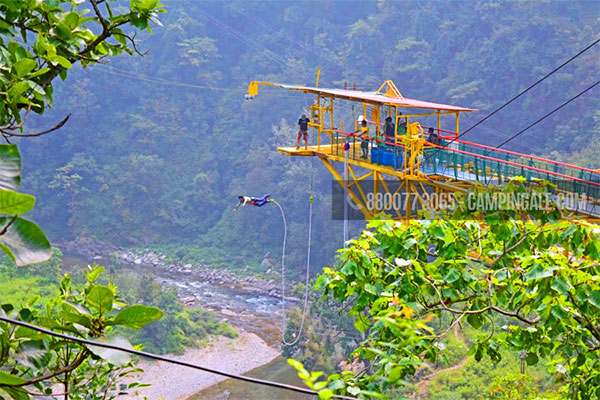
[491, 80, 599, 151]
[445, 37, 600, 147]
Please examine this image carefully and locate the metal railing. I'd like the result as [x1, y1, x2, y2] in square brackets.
[328, 130, 600, 216]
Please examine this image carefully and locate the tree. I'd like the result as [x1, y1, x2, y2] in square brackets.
[0, 265, 163, 400]
[292, 182, 600, 400]
[0, 1, 167, 399]
[0, 0, 165, 265]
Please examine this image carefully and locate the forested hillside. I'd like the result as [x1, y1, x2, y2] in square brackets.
[20, 0, 599, 271]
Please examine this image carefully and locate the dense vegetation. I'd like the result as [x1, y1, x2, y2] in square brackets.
[2, 250, 236, 355]
[1, 1, 598, 399]
[0, 264, 164, 400]
[0, 1, 233, 399]
[18, 0, 599, 272]
[290, 183, 599, 399]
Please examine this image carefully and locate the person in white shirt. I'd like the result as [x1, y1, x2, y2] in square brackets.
[232, 194, 272, 211]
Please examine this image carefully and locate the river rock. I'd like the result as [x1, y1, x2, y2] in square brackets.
[134, 258, 142, 265]
[179, 296, 195, 306]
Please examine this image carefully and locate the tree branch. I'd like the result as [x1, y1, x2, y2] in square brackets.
[7, 349, 89, 387]
[0, 216, 17, 236]
[114, 31, 148, 57]
[0, 114, 71, 137]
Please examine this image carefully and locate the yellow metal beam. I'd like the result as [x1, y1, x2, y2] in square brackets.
[348, 165, 372, 208]
[247, 81, 277, 96]
[319, 157, 373, 219]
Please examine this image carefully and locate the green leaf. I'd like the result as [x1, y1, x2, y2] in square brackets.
[0, 370, 26, 385]
[388, 366, 403, 383]
[523, 263, 553, 281]
[347, 386, 360, 395]
[64, 12, 80, 28]
[85, 266, 105, 283]
[484, 212, 500, 225]
[588, 292, 600, 310]
[0, 217, 51, 266]
[0, 144, 22, 191]
[354, 315, 370, 333]
[525, 352, 539, 365]
[467, 313, 484, 329]
[86, 285, 114, 313]
[551, 276, 572, 296]
[318, 389, 334, 400]
[364, 283, 377, 295]
[88, 335, 132, 366]
[58, 310, 93, 328]
[108, 305, 163, 329]
[8, 41, 27, 61]
[54, 22, 73, 40]
[7, 81, 30, 100]
[12, 58, 37, 79]
[329, 379, 344, 391]
[443, 267, 461, 283]
[340, 260, 356, 275]
[27, 295, 40, 307]
[54, 55, 72, 69]
[0, 387, 29, 400]
[47, 55, 72, 69]
[314, 381, 327, 390]
[13, 325, 45, 340]
[0, 189, 35, 215]
[560, 224, 576, 241]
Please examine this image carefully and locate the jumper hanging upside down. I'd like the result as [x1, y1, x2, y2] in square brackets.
[232, 194, 272, 211]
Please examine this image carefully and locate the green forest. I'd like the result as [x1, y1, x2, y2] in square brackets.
[19, 0, 600, 269]
[0, 0, 598, 399]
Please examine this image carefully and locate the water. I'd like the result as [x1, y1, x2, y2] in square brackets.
[190, 356, 316, 400]
[60, 252, 312, 399]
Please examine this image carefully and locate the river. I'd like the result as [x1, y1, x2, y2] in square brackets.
[61, 252, 316, 399]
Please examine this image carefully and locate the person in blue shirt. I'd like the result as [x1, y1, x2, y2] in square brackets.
[297, 114, 310, 150]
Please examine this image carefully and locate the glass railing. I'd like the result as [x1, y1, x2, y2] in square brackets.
[454, 140, 600, 183]
[427, 145, 600, 216]
[330, 132, 600, 216]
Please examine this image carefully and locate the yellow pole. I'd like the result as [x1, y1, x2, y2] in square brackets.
[456, 112, 460, 135]
[374, 171, 379, 214]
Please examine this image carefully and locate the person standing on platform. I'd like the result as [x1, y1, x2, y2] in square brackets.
[297, 114, 310, 150]
[355, 119, 370, 159]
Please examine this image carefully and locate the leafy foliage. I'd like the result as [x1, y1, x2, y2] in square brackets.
[0, 0, 165, 130]
[0, 0, 165, 265]
[0, 265, 162, 400]
[120, 273, 237, 354]
[15, 1, 597, 278]
[291, 183, 600, 399]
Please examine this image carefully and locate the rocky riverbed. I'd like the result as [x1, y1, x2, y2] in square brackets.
[56, 238, 294, 299]
[58, 240, 301, 346]
[116, 250, 288, 299]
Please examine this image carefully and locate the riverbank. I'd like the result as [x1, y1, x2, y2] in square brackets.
[59, 245, 293, 397]
[129, 327, 280, 400]
[55, 239, 291, 299]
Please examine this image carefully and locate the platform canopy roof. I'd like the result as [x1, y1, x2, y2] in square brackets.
[265, 83, 476, 112]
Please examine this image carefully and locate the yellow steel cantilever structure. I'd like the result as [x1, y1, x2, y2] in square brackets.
[248, 75, 600, 221]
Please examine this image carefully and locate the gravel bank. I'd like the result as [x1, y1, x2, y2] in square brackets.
[128, 329, 280, 400]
